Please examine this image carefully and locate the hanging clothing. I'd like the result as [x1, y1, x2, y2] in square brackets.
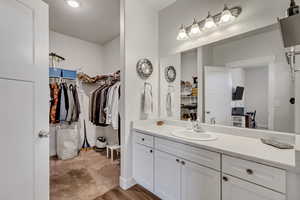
[59, 84, 67, 121]
[105, 82, 120, 126]
[49, 82, 80, 124]
[89, 80, 120, 129]
[66, 84, 75, 122]
[49, 83, 60, 124]
[111, 82, 120, 129]
[72, 86, 81, 122]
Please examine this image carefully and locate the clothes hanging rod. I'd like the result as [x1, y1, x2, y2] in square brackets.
[49, 52, 65, 61]
[77, 70, 120, 84]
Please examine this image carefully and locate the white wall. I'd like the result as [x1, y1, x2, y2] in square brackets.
[181, 49, 197, 83]
[159, 0, 297, 57]
[160, 54, 181, 119]
[103, 36, 121, 74]
[50, 31, 104, 74]
[120, 0, 159, 189]
[211, 28, 286, 65]
[244, 67, 269, 128]
[49, 31, 120, 156]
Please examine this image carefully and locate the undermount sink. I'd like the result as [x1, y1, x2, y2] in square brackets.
[171, 130, 217, 141]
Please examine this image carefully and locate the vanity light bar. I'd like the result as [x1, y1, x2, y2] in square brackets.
[177, 5, 242, 40]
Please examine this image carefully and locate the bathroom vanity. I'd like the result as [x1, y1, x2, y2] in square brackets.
[132, 120, 300, 200]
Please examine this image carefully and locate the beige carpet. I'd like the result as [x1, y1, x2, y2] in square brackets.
[50, 150, 120, 200]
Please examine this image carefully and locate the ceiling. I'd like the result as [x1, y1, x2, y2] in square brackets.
[43, 0, 176, 45]
[144, 0, 177, 11]
[43, 0, 120, 45]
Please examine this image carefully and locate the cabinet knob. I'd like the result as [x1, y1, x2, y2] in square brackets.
[181, 161, 186, 165]
[142, 138, 145, 141]
[222, 176, 229, 182]
[176, 159, 180, 163]
[246, 169, 253, 175]
[150, 149, 153, 153]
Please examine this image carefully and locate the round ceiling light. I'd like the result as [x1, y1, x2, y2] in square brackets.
[66, 0, 80, 8]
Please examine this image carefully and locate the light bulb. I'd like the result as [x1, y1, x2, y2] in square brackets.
[204, 13, 216, 30]
[177, 25, 189, 41]
[189, 18, 201, 37]
[66, 0, 80, 8]
[220, 5, 235, 24]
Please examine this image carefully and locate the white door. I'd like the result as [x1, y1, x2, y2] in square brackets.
[154, 150, 181, 200]
[205, 66, 231, 124]
[181, 160, 221, 200]
[222, 175, 285, 200]
[0, 0, 49, 200]
[133, 143, 154, 192]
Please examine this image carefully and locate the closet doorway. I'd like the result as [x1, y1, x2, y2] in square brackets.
[43, 0, 122, 199]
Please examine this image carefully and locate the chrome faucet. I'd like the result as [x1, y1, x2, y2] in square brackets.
[193, 119, 203, 132]
[210, 117, 216, 125]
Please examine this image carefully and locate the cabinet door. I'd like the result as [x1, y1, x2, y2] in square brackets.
[181, 160, 220, 200]
[133, 143, 154, 192]
[222, 175, 286, 200]
[154, 150, 181, 200]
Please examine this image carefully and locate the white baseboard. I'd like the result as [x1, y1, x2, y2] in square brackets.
[119, 176, 136, 190]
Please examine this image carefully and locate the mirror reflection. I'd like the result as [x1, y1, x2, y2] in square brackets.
[160, 26, 295, 133]
[181, 49, 198, 121]
[202, 27, 294, 132]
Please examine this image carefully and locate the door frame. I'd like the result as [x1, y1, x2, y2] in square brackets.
[225, 56, 276, 130]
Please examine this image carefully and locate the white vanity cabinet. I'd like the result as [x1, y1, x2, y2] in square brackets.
[132, 130, 288, 200]
[222, 155, 286, 200]
[222, 175, 285, 200]
[133, 133, 154, 192]
[154, 150, 181, 200]
[181, 159, 221, 200]
[133, 131, 221, 200]
[154, 150, 221, 200]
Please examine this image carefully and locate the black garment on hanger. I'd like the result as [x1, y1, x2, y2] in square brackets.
[55, 85, 62, 121]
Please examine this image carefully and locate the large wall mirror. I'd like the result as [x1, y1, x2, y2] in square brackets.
[160, 25, 295, 133]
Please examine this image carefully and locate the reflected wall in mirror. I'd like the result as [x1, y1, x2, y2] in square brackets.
[202, 26, 294, 133]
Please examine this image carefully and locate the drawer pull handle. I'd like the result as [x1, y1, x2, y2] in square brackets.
[142, 138, 145, 141]
[246, 169, 254, 175]
[181, 161, 186, 165]
[222, 176, 228, 182]
[150, 150, 153, 153]
[176, 159, 180, 163]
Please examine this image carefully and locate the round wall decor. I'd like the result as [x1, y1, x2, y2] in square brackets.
[165, 66, 176, 82]
[136, 58, 153, 79]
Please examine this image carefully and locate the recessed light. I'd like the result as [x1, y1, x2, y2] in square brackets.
[66, 0, 80, 8]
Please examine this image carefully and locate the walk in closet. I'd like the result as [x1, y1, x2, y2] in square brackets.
[43, 0, 121, 199]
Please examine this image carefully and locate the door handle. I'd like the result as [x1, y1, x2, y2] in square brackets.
[38, 130, 49, 138]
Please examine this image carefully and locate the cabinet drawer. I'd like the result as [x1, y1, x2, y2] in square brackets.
[134, 132, 154, 148]
[222, 155, 286, 193]
[222, 175, 285, 200]
[155, 137, 220, 170]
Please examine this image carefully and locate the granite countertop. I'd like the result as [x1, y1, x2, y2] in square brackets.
[133, 122, 297, 171]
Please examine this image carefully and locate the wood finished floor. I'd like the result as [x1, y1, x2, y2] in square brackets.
[94, 185, 161, 200]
